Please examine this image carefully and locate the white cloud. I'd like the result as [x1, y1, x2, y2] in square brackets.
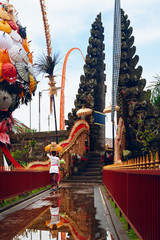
[134, 27, 160, 45]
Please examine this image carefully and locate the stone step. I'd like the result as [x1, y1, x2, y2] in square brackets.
[84, 167, 101, 172]
[85, 162, 103, 169]
[86, 162, 102, 166]
[63, 179, 103, 183]
[86, 161, 102, 165]
[80, 171, 102, 176]
[89, 152, 101, 157]
[88, 157, 102, 161]
[67, 177, 103, 183]
[72, 175, 102, 179]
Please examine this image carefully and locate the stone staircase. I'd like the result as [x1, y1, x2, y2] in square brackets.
[66, 153, 103, 183]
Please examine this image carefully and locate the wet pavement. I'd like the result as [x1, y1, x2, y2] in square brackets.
[0, 183, 119, 240]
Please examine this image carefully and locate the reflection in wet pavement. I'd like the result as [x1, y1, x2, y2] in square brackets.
[0, 184, 116, 240]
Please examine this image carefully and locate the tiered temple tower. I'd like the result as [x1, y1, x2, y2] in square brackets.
[65, 13, 106, 153]
[117, 9, 160, 156]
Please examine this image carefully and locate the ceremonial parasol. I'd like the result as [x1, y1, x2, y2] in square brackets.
[0, 20, 11, 33]
[0, 8, 10, 20]
[29, 75, 37, 94]
[23, 38, 30, 52]
[7, 19, 19, 31]
[2, 62, 17, 83]
[8, 45, 29, 64]
[0, 32, 13, 49]
[0, 90, 12, 111]
[0, 49, 10, 63]
[18, 24, 26, 39]
[8, 45, 23, 62]
[22, 51, 29, 65]
[9, 29, 22, 43]
[28, 52, 33, 64]
[0, 62, 2, 78]
[27, 62, 34, 75]
[15, 62, 30, 82]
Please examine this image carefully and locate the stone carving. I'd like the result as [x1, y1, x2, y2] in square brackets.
[117, 9, 160, 156]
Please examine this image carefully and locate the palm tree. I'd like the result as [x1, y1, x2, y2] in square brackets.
[148, 74, 160, 109]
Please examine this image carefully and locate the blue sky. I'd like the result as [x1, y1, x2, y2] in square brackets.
[12, 0, 160, 138]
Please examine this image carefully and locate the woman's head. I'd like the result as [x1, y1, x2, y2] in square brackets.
[51, 151, 57, 156]
[52, 224, 57, 230]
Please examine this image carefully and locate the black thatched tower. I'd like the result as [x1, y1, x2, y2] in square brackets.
[117, 9, 160, 156]
[65, 13, 106, 153]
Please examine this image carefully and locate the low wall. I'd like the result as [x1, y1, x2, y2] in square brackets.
[103, 168, 160, 240]
[0, 171, 50, 201]
[0, 130, 68, 165]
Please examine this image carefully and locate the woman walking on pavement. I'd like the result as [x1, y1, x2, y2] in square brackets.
[47, 151, 60, 192]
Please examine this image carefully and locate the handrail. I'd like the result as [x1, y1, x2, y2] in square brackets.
[104, 151, 160, 170]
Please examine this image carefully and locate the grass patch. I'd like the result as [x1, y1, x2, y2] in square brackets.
[103, 186, 139, 240]
[0, 185, 51, 209]
[109, 198, 139, 240]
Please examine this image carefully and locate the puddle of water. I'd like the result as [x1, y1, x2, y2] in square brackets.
[1, 185, 115, 240]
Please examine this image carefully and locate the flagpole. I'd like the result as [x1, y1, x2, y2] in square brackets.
[52, 96, 58, 144]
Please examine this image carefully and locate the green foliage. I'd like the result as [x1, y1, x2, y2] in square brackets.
[11, 138, 37, 166]
[24, 128, 37, 134]
[109, 198, 139, 240]
[0, 186, 50, 209]
[134, 115, 160, 153]
[152, 94, 160, 109]
[148, 74, 160, 109]
[28, 139, 37, 148]
[58, 137, 65, 143]
[14, 125, 37, 134]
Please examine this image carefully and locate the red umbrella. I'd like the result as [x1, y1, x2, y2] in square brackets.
[8, 19, 19, 31]
[2, 62, 17, 83]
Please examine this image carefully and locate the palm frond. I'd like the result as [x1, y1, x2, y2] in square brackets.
[148, 74, 160, 108]
[147, 74, 160, 89]
[35, 52, 60, 76]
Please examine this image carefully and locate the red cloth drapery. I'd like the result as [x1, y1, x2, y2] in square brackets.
[0, 142, 23, 169]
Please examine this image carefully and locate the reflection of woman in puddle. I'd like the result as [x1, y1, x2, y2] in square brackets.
[48, 205, 59, 239]
[46, 199, 63, 238]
